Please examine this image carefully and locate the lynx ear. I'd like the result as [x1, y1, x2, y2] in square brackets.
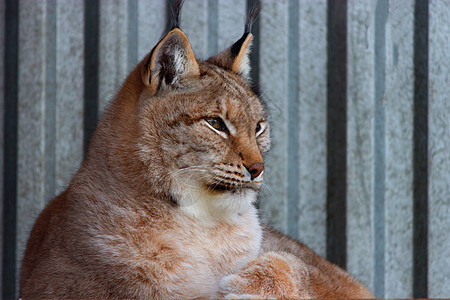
[207, 0, 261, 80]
[143, 28, 200, 92]
[207, 33, 253, 80]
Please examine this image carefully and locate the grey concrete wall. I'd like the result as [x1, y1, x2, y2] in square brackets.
[2, 0, 449, 298]
[384, 2, 414, 297]
[428, 1, 450, 297]
[15, 0, 85, 289]
[55, 1, 84, 196]
[98, 0, 132, 113]
[217, 0, 246, 54]
[17, 0, 49, 288]
[259, 0, 290, 238]
[346, 1, 376, 293]
[297, 0, 327, 259]
[137, 1, 166, 60]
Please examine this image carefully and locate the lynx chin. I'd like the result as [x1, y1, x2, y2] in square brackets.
[20, 1, 373, 298]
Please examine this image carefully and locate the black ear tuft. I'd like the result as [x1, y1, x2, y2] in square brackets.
[245, 0, 263, 34]
[230, 0, 262, 58]
[168, 0, 185, 29]
[206, 0, 262, 80]
[231, 33, 251, 58]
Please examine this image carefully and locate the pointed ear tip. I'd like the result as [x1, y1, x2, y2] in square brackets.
[168, 27, 188, 38]
[169, 27, 183, 34]
[243, 33, 254, 48]
[164, 27, 192, 46]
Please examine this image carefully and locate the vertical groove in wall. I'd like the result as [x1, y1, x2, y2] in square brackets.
[127, 0, 138, 69]
[2, 0, 18, 297]
[326, 0, 347, 269]
[247, 0, 260, 95]
[207, 0, 218, 57]
[413, 0, 428, 297]
[83, 0, 99, 154]
[287, 0, 299, 239]
[45, 0, 57, 202]
[374, 0, 388, 297]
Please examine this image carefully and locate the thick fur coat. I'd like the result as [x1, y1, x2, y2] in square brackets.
[20, 2, 373, 298]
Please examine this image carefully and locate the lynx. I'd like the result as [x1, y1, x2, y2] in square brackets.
[20, 1, 373, 298]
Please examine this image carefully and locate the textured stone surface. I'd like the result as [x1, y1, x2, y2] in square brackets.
[55, 0, 84, 195]
[17, 0, 47, 285]
[297, 0, 327, 257]
[258, 0, 289, 234]
[346, 0, 376, 292]
[428, 1, 450, 297]
[384, 2, 414, 297]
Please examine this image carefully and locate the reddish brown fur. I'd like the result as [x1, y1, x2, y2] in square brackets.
[20, 25, 373, 299]
[259, 227, 374, 299]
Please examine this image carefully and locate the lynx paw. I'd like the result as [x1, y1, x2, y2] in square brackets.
[219, 252, 311, 299]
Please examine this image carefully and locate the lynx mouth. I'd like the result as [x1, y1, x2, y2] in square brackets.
[204, 181, 259, 194]
[206, 182, 237, 192]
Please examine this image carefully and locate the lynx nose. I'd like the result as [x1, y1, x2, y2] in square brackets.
[246, 162, 264, 180]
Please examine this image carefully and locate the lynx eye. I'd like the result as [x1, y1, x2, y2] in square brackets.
[255, 123, 261, 134]
[205, 117, 229, 133]
[255, 121, 266, 137]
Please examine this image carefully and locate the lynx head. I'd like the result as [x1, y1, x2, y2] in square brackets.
[94, 1, 268, 220]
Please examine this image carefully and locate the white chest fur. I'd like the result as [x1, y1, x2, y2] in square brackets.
[151, 179, 262, 297]
[173, 201, 262, 274]
[172, 178, 258, 222]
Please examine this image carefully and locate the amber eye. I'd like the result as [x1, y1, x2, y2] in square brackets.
[205, 117, 229, 133]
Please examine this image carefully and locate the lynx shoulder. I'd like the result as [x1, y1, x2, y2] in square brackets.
[20, 1, 372, 298]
